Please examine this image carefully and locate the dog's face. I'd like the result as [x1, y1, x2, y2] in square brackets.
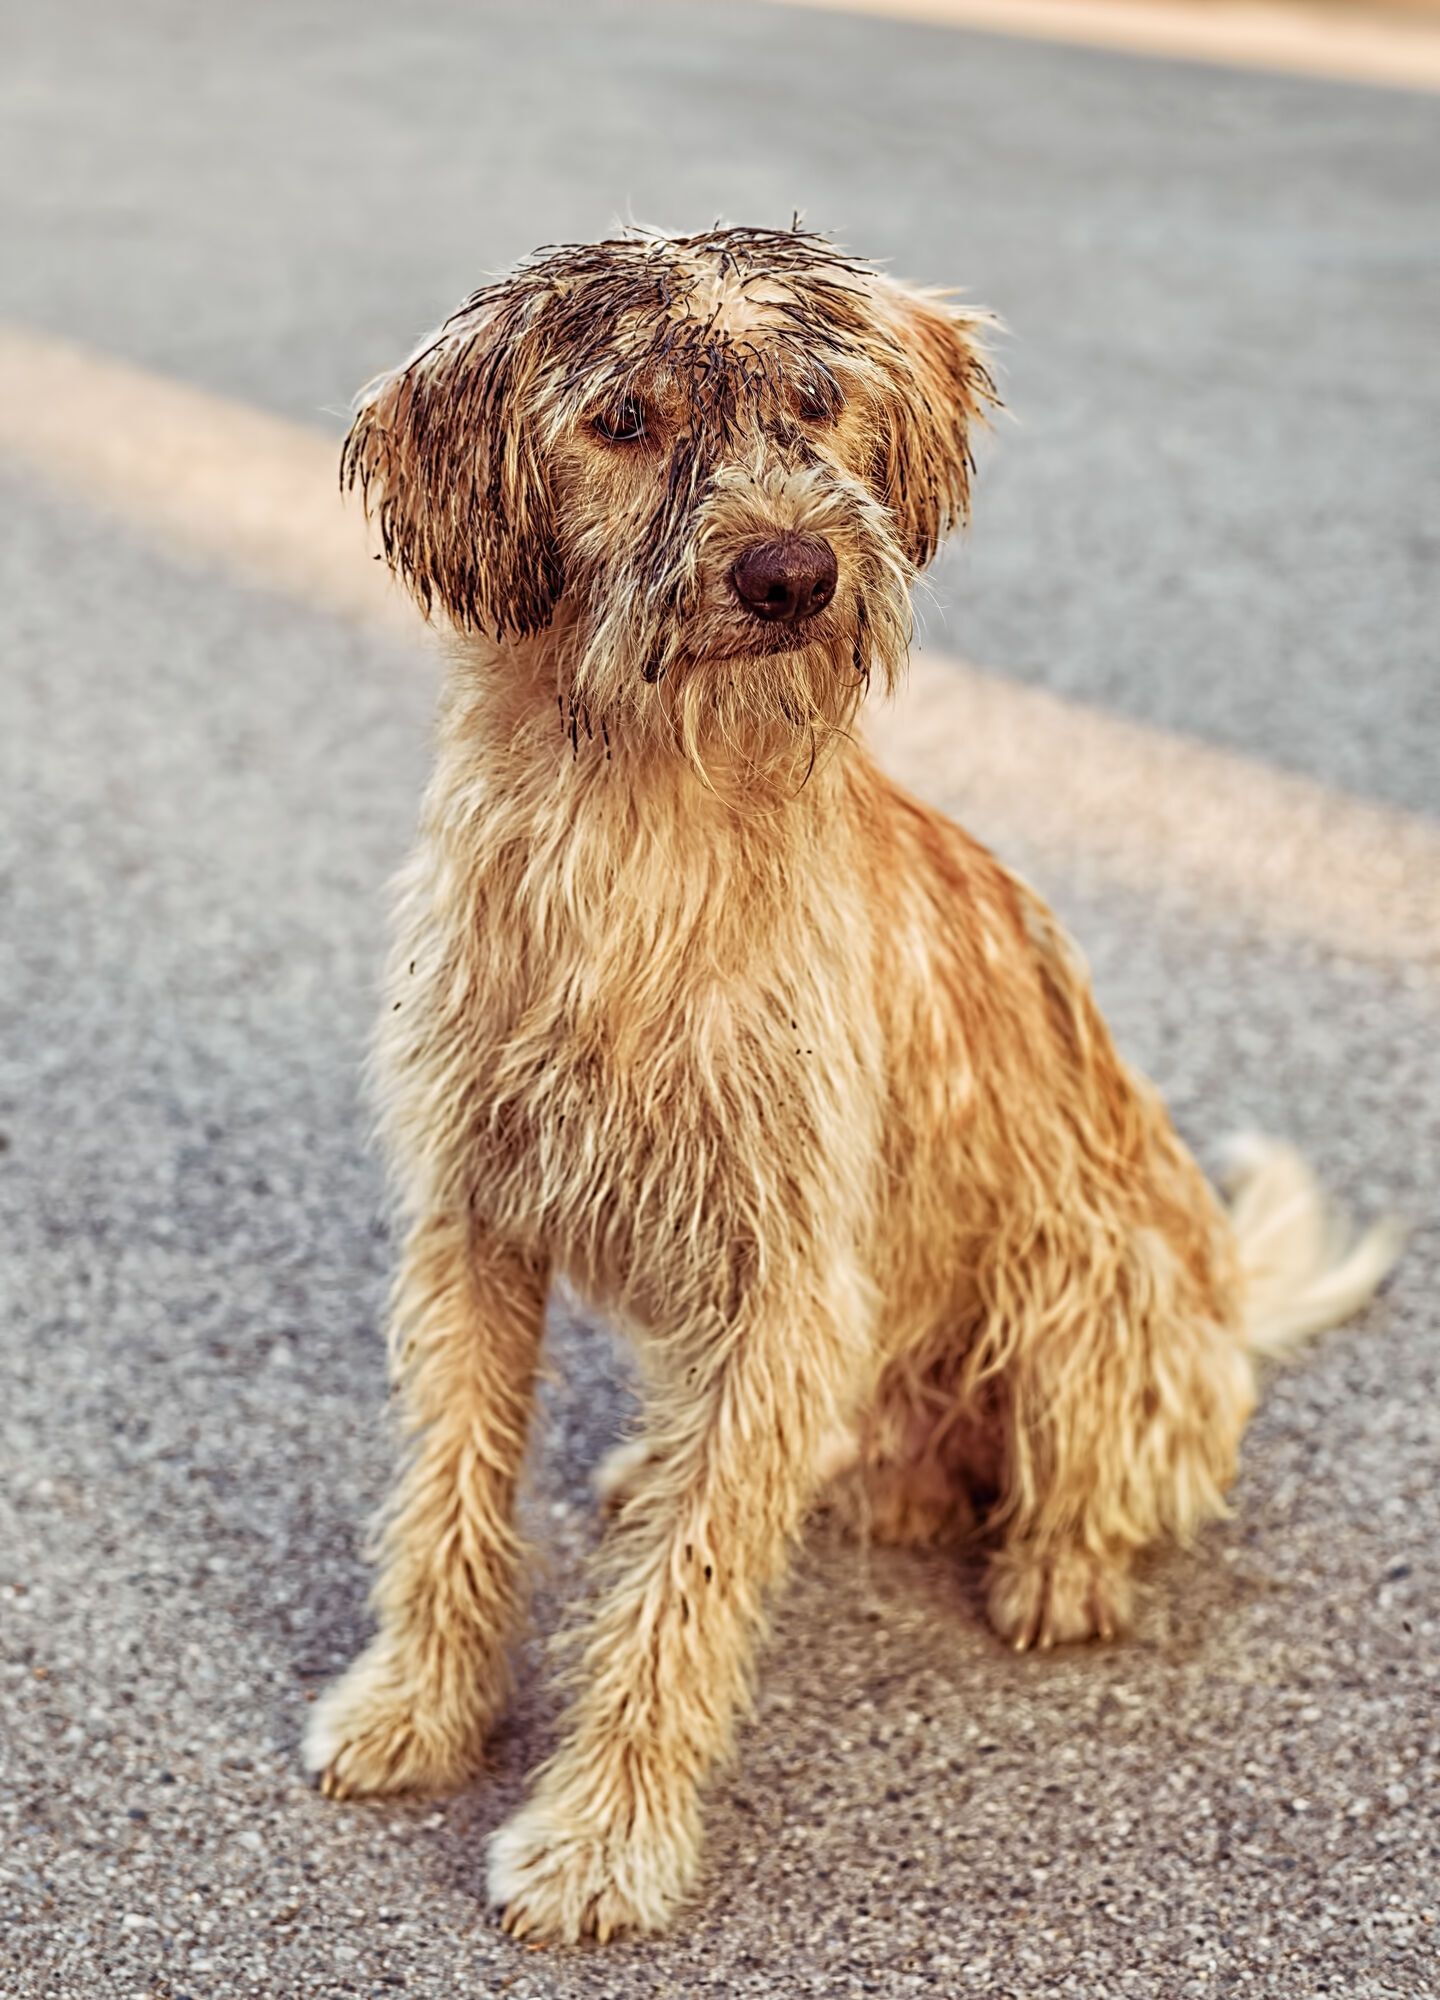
[346, 227, 993, 775]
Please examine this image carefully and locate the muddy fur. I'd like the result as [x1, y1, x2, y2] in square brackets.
[303, 224, 1398, 1943]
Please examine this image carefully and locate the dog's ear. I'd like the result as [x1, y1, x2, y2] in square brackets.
[870, 280, 996, 570]
[341, 289, 562, 636]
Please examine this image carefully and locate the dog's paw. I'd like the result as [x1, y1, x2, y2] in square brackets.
[302, 1641, 484, 1800]
[986, 1545, 1133, 1651]
[488, 1796, 694, 1944]
[591, 1438, 657, 1516]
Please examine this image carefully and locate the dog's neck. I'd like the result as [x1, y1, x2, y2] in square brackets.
[416, 639, 878, 1018]
[437, 632, 870, 838]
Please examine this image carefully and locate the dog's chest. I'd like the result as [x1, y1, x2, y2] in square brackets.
[400, 840, 863, 1311]
[486, 959, 842, 1306]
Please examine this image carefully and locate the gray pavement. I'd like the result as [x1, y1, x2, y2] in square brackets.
[5, 0, 1439, 813]
[1, 3, 1437, 1997]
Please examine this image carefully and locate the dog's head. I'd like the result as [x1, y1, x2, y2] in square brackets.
[345, 226, 994, 778]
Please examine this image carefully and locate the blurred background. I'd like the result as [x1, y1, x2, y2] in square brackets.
[2, 4, 1437, 1997]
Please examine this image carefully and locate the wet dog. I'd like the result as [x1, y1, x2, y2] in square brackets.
[303, 225, 1398, 1941]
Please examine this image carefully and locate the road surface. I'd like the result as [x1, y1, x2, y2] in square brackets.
[2, 3, 1436, 1995]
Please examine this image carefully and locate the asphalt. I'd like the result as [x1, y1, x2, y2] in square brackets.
[5, 0, 1439, 814]
[1, 3, 1437, 1997]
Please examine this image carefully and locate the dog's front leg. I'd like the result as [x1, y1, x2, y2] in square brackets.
[488, 1266, 867, 1942]
[304, 1214, 547, 1798]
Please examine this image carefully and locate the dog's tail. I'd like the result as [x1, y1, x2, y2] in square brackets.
[1220, 1134, 1404, 1359]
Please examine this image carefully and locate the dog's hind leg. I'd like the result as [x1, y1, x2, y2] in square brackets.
[304, 1216, 547, 1796]
[823, 1339, 1001, 1549]
[980, 1216, 1255, 1651]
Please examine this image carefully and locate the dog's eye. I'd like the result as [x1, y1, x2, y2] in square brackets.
[592, 399, 650, 445]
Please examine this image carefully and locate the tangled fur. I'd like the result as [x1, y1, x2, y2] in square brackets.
[303, 225, 1399, 1943]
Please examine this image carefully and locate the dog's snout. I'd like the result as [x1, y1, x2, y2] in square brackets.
[730, 536, 838, 624]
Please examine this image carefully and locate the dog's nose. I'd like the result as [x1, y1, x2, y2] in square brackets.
[730, 535, 838, 624]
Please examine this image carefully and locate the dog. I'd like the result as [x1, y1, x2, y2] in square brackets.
[302, 224, 1399, 1942]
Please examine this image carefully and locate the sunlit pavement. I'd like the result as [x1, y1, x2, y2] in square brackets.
[2, 4, 1436, 1995]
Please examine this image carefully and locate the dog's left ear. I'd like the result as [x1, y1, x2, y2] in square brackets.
[870, 280, 997, 570]
[341, 289, 562, 637]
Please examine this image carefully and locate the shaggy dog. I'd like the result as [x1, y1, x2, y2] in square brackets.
[302, 225, 1398, 1942]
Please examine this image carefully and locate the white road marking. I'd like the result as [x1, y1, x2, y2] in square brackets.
[767, 0, 1440, 93]
[2, 324, 1436, 975]
[0, 328, 402, 634]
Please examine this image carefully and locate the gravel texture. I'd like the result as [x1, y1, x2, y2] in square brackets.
[2, 3, 1437, 1995]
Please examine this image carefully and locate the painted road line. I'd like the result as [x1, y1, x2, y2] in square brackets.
[2, 323, 1436, 974]
[867, 664, 1439, 975]
[768, 0, 1440, 92]
[0, 328, 405, 636]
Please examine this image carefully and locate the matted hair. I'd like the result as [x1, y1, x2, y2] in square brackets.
[342, 225, 996, 781]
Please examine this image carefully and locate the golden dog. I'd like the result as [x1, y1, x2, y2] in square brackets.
[303, 226, 1397, 1942]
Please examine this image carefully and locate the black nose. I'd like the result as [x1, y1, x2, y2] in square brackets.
[730, 535, 838, 624]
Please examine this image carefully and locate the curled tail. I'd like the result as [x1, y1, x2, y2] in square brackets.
[1221, 1134, 1405, 1359]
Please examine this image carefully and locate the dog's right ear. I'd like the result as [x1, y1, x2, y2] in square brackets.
[341, 290, 562, 637]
